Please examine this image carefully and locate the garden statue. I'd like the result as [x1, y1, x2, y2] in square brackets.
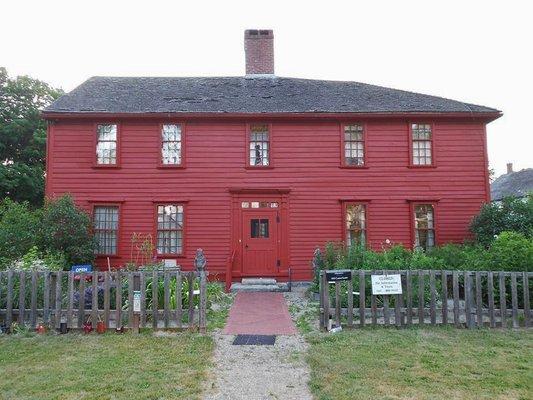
[313, 247, 322, 273]
[194, 248, 207, 272]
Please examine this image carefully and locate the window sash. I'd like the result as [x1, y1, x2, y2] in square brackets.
[96, 124, 118, 165]
[411, 124, 432, 165]
[156, 204, 184, 254]
[344, 124, 365, 166]
[93, 206, 119, 255]
[414, 204, 435, 250]
[346, 203, 366, 246]
[249, 125, 270, 166]
[161, 124, 182, 165]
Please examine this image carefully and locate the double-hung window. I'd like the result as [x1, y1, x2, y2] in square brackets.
[413, 204, 435, 251]
[93, 206, 119, 255]
[156, 204, 184, 255]
[345, 203, 367, 246]
[343, 124, 365, 166]
[96, 124, 118, 165]
[161, 124, 182, 166]
[411, 123, 433, 166]
[248, 124, 270, 166]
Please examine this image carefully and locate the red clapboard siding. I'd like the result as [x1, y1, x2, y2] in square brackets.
[46, 118, 490, 281]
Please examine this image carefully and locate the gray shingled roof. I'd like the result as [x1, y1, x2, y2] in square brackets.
[491, 168, 533, 201]
[44, 76, 500, 115]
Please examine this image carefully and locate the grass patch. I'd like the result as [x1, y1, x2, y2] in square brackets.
[0, 332, 213, 400]
[307, 328, 532, 400]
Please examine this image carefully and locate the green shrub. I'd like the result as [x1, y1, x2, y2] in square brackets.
[488, 231, 533, 271]
[36, 195, 96, 266]
[470, 195, 533, 246]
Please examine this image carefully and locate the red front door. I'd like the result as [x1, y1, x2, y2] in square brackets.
[242, 210, 278, 275]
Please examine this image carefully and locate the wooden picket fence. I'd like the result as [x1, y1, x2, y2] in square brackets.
[319, 270, 532, 330]
[0, 269, 208, 333]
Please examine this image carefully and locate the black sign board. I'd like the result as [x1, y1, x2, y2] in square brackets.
[325, 270, 352, 282]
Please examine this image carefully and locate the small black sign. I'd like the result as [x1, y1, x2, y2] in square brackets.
[325, 270, 352, 282]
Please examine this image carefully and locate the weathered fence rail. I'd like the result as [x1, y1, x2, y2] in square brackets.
[319, 270, 532, 330]
[0, 269, 208, 333]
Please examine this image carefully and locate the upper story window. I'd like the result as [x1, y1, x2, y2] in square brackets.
[346, 203, 366, 246]
[93, 206, 119, 255]
[156, 204, 184, 255]
[414, 204, 435, 251]
[343, 124, 365, 167]
[96, 124, 118, 165]
[249, 124, 270, 166]
[411, 123, 433, 166]
[161, 124, 182, 166]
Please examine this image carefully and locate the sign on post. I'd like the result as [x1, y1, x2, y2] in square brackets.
[326, 270, 351, 282]
[371, 274, 402, 295]
[133, 290, 141, 313]
[163, 259, 177, 269]
[71, 265, 92, 273]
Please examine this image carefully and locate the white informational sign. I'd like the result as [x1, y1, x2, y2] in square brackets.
[133, 291, 141, 313]
[371, 274, 403, 295]
[163, 259, 177, 269]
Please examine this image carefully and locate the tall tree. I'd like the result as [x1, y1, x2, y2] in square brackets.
[0, 67, 62, 206]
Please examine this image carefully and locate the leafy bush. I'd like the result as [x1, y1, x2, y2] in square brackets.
[0, 195, 95, 269]
[0, 199, 38, 266]
[488, 231, 533, 271]
[36, 195, 96, 267]
[470, 195, 533, 246]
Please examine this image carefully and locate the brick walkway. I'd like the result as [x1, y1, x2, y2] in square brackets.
[222, 292, 297, 335]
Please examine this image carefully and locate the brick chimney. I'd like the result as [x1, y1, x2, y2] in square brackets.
[244, 29, 274, 75]
[507, 163, 514, 174]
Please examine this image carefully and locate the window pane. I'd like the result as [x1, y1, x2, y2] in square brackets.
[96, 124, 117, 165]
[346, 204, 366, 246]
[344, 124, 365, 166]
[412, 124, 432, 165]
[250, 218, 269, 238]
[97, 124, 117, 141]
[156, 204, 184, 254]
[93, 206, 119, 255]
[161, 124, 182, 165]
[250, 124, 269, 166]
[414, 204, 435, 251]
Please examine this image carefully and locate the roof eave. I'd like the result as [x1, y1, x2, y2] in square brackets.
[41, 110, 503, 123]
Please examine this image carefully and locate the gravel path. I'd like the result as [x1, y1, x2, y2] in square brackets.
[204, 287, 313, 400]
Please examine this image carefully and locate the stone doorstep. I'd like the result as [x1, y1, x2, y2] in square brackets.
[230, 282, 289, 293]
[241, 278, 278, 286]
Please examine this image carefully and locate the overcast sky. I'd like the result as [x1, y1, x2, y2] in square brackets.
[2, 0, 531, 177]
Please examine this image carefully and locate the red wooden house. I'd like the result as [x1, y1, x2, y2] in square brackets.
[42, 30, 501, 283]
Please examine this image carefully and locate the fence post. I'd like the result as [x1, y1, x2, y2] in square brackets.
[511, 273, 519, 329]
[199, 271, 207, 334]
[132, 272, 141, 334]
[523, 272, 530, 328]
[499, 272, 506, 328]
[321, 272, 330, 331]
[359, 270, 365, 328]
[78, 272, 85, 329]
[6, 270, 14, 329]
[465, 271, 475, 329]
[55, 271, 63, 330]
[18, 271, 26, 327]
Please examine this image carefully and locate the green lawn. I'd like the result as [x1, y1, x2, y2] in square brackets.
[0, 332, 213, 400]
[307, 328, 532, 400]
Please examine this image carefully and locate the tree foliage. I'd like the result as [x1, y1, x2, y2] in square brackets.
[37, 195, 97, 266]
[0, 67, 62, 206]
[0, 195, 96, 269]
[470, 195, 533, 246]
[0, 198, 38, 266]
